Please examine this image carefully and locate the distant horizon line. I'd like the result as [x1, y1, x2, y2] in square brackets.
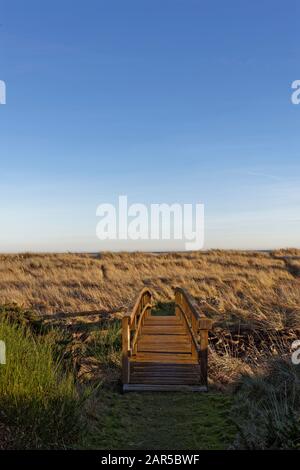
[0, 248, 299, 255]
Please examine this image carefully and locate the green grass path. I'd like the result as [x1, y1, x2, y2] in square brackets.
[85, 391, 236, 450]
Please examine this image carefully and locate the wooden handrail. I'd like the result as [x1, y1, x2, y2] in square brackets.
[131, 302, 152, 353]
[122, 288, 152, 385]
[175, 287, 212, 330]
[175, 287, 213, 387]
[175, 287, 202, 317]
[126, 287, 152, 326]
[176, 303, 201, 352]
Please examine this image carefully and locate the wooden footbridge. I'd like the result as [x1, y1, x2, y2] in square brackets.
[122, 288, 213, 392]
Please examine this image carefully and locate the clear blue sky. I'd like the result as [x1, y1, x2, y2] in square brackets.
[0, 0, 299, 251]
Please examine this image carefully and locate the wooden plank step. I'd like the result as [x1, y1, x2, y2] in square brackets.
[131, 353, 197, 363]
[138, 338, 190, 344]
[137, 342, 192, 354]
[137, 344, 191, 352]
[144, 316, 182, 324]
[130, 363, 200, 381]
[131, 362, 200, 370]
[127, 375, 201, 384]
[131, 373, 199, 380]
[123, 384, 208, 392]
[143, 320, 183, 325]
[131, 372, 199, 378]
[141, 325, 186, 335]
[137, 335, 191, 346]
[130, 379, 200, 385]
[131, 368, 199, 376]
[139, 333, 189, 340]
[130, 375, 200, 383]
[138, 335, 190, 344]
[139, 337, 190, 343]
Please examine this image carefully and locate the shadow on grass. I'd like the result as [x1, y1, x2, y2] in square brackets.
[83, 389, 236, 450]
[150, 301, 175, 316]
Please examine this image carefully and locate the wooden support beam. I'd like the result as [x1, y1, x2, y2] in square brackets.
[122, 316, 130, 385]
[199, 329, 208, 387]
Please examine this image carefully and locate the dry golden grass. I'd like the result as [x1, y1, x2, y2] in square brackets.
[1, 249, 299, 449]
[1, 249, 299, 450]
[0, 250, 299, 321]
[0, 249, 299, 386]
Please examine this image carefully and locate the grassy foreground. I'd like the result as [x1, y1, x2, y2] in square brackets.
[0, 310, 235, 450]
[0, 307, 299, 449]
[0, 318, 82, 449]
[84, 390, 235, 450]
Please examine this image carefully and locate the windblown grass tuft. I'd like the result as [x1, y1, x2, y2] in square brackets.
[232, 358, 300, 449]
[0, 317, 83, 449]
[88, 319, 122, 366]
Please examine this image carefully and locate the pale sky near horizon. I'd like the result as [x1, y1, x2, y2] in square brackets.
[0, 0, 300, 252]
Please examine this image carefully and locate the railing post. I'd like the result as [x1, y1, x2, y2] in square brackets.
[122, 316, 130, 385]
[175, 290, 181, 320]
[199, 328, 208, 388]
[198, 318, 212, 389]
[144, 291, 151, 320]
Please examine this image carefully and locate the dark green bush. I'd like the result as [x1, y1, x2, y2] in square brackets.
[232, 358, 300, 449]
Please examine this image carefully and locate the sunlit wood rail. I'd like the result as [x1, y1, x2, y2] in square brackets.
[122, 287, 213, 392]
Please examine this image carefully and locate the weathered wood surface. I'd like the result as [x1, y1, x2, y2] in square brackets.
[122, 287, 212, 392]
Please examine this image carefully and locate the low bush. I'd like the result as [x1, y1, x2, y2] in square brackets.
[232, 358, 300, 449]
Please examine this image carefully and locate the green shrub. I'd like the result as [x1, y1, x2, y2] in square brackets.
[232, 358, 300, 449]
[0, 318, 83, 448]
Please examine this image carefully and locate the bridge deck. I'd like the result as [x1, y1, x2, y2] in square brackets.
[122, 288, 212, 392]
[127, 315, 201, 390]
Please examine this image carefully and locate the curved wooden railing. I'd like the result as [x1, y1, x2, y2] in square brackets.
[175, 287, 212, 387]
[122, 288, 152, 384]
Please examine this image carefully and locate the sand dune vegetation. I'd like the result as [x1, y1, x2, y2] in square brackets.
[0, 249, 299, 449]
[0, 250, 299, 318]
[0, 249, 299, 383]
